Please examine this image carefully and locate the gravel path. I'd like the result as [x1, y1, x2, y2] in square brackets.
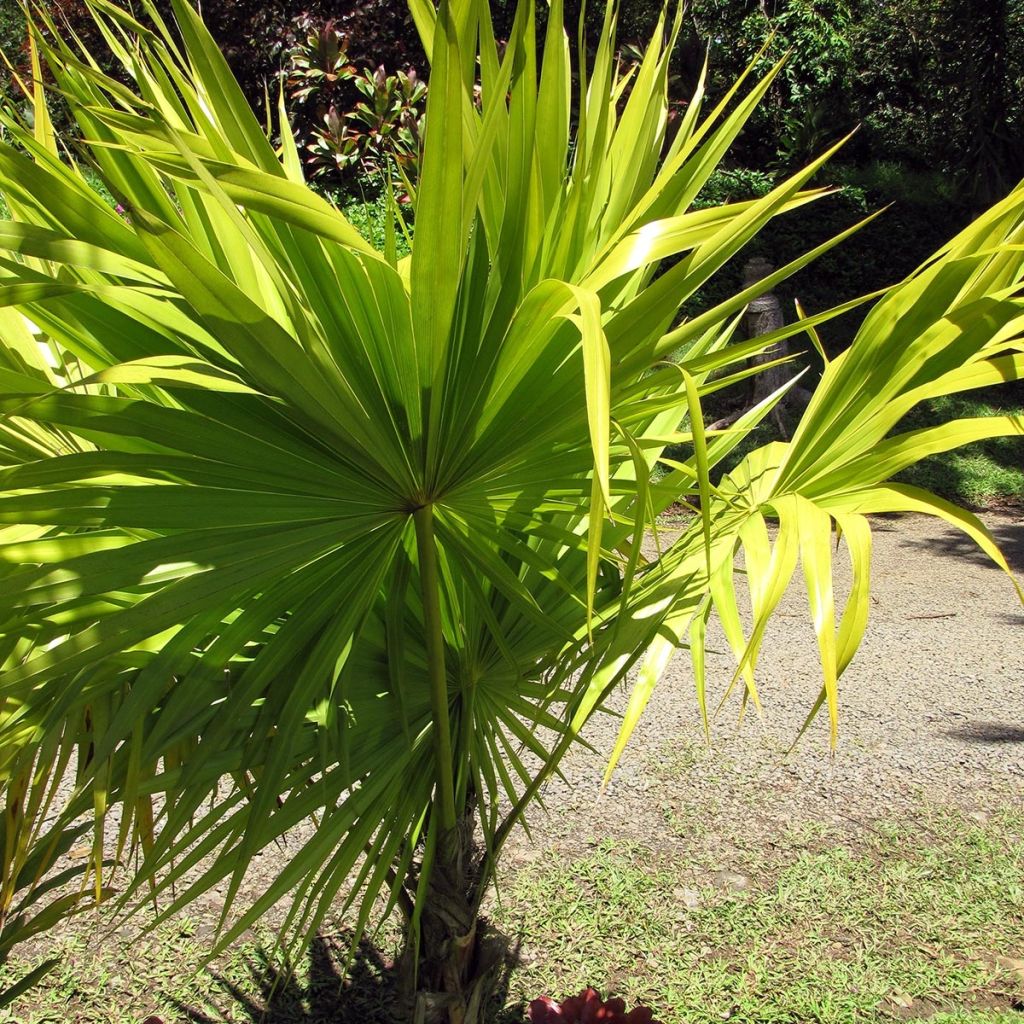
[508, 511, 1024, 870]
[7, 512, 1024, 1024]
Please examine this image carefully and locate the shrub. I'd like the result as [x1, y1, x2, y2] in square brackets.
[289, 23, 426, 193]
[689, 163, 974, 356]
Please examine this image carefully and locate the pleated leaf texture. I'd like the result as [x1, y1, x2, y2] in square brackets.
[0, 0, 1022, 961]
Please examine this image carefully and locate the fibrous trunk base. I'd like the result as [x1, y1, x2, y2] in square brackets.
[395, 812, 507, 1024]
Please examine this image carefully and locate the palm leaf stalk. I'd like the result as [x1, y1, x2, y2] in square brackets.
[0, 0, 1022, 1019]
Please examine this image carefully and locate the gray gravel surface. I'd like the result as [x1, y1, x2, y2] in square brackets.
[507, 512, 1024, 868]
[28, 513, 1024, 929]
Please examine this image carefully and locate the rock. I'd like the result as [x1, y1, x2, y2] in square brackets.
[884, 989, 915, 1010]
[996, 955, 1024, 984]
[712, 870, 752, 893]
[673, 886, 701, 909]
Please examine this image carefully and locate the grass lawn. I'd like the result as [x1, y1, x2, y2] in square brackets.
[2, 803, 1022, 1023]
[893, 394, 1024, 510]
[493, 804, 1024, 1024]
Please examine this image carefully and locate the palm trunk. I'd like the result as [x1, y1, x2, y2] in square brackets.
[394, 808, 505, 1024]
[403, 507, 506, 1022]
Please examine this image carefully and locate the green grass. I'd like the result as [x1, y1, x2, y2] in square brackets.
[0, 914, 404, 1023]
[340, 194, 412, 257]
[491, 806, 1024, 1024]
[894, 394, 1024, 509]
[2, 808, 1022, 1022]
[307, 180, 413, 257]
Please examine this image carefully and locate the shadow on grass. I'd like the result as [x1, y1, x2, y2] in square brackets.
[174, 929, 525, 1024]
[175, 935, 392, 1024]
[891, 391, 1024, 511]
[896, 434, 1024, 504]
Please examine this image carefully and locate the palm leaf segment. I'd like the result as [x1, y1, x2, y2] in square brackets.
[0, 0, 1021, 956]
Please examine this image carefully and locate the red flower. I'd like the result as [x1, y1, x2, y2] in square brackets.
[528, 987, 660, 1023]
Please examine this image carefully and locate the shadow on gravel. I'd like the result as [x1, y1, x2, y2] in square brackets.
[946, 721, 1024, 744]
[898, 519, 1024, 573]
[173, 930, 522, 1024]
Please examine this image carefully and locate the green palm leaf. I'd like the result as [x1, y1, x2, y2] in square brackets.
[0, 0, 1021, 1017]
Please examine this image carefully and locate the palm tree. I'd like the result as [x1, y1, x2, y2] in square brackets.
[0, 0, 1022, 1020]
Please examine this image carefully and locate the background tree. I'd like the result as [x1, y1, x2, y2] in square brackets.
[684, 0, 856, 168]
[850, 0, 1024, 190]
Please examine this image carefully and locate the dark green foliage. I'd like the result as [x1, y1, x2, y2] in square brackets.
[850, 0, 1024, 206]
[688, 161, 1024, 511]
[687, 0, 1024, 190]
[687, 0, 857, 168]
[0, 0, 23, 64]
[746, 171, 971, 350]
[48, 0, 426, 111]
[6, 0, 1022, 288]
[689, 163, 973, 355]
[26, 0, 1023, 203]
[40, 0, 427, 196]
[685, 162, 980, 452]
[0, 0, 26, 109]
[314, 184, 412, 255]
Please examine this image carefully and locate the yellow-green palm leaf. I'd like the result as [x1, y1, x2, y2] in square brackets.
[0, 0, 1020, 1000]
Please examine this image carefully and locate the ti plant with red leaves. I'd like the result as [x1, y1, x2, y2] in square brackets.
[284, 17, 425, 192]
[286, 18, 357, 104]
[305, 62, 426, 193]
[530, 988, 661, 1024]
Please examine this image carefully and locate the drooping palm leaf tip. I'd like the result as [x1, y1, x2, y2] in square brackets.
[0, 0, 1021, 1017]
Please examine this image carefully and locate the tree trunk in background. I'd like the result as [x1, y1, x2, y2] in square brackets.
[707, 256, 807, 435]
[745, 256, 789, 408]
[954, 0, 1022, 210]
[742, 256, 815, 438]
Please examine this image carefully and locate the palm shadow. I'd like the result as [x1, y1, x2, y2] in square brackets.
[175, 934, 393, 1023]
[945, 721, 1024, 744]
[897, 518, 1024, 573]
[174, 927, 523, 1024]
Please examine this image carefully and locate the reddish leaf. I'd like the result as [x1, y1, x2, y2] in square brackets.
[526, 988, 662, 1024]
[528, 996, 560, 1023]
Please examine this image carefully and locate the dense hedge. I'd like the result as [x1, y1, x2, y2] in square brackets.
[690, 163, 974, 354]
